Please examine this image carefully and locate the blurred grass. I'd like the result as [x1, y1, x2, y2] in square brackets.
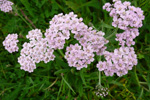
[0, 0, 150, 99]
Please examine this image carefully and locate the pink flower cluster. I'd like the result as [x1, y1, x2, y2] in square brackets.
[0, 0, 13, 13]
[75, 28, 108, 55]
[44, 12, 108, 70]
[45, 12, 81, 49]
[18, 29, 55, 73]
[96, 47, 137, 77]
[103, 0, 145, 47]
[116, 28, 139, 46]
[65, 44, 94, 70]
[103, 0, 145, 30]
[3, 33, 19, 53]
[45, 12, 108, 55]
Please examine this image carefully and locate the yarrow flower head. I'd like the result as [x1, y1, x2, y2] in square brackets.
[75, 28, 109, 55]
[0, 0, 13, 13]
[96, 47, 137, 77]
[116, 28, 139, 46]
[18, 29, 55, 73]
[3, 33, 19, 53]
[103, 0, 145, 30]
[45, 12, 108, 54]
[65, 43, 94, 70]
[17, 12, 108, 72]
[45, 12, 84, 50]
[95, 84, 109, 97]
[103, 0, 145, 47]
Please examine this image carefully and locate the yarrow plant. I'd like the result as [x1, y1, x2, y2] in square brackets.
[18, 29, 55, 73]
[103, 0, 145, 47]
[3, 33, 19, 53]
[65, 44, 94, 70]
[103, 0, 144, 30]
[97, 47, 137, 77]
[95, 84, 109, 98]
[2, 0, 145, 98]
[0, 0, 13, 12]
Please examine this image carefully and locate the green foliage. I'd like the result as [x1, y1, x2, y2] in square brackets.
[0, 0, 150, 99]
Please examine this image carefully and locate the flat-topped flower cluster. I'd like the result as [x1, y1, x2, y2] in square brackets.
[3, 33, 19, 53]
[2, 0, 144, 78]
[18, 29, 55, 72]
[17, 12, 108, 72]
[97, 47, 137, 77]
[103, 0, 145, 47]
[95, 0, 144, 77]
[0, 0, 13, 12]
[65, 44, 94, 70]
[103, 0, 144, 30]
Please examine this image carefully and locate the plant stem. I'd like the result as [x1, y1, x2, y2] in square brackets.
[57, 78, 63, 100]
[106, 28, 118, 39]
[58, 49, 65, 58]
[12, 5, 33, 29]
[98, 55, 102, 86]
[20, 9, 36, 29]
[61, 75, 76, 94]
[99, 71, 101, 87]
[139, 81, 148, 85]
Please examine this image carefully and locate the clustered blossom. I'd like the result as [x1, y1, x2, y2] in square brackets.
[75, 28, 108, 55]
[116, 28, 139, 46]
[16, 12, 108, 72]
[44, 12, 108, 70]
[0, 0, 13, 12]
[3, 33, 19, 53]
[45, 12, 82, 50]
[103, 0, 145, 30]
[45, 12, 108, 55]
[65, 44, 94, 70]
[95, 85, 109, 97]
[18, 29, 55, 73]
[103, 0, 145, 47]
[96, 47, 137, 77]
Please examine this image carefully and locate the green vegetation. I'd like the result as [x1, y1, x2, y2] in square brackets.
[0, 0, 150, 99]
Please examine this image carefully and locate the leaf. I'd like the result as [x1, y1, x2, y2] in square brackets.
[62, 76, 76, 95]
[80, 70, 86, 85]
[137, 88, 143, 100]
[33, 0, 48, 8]
[54, 69, 70, 75]
[101, 21, 114, 29]
[147, 73, 150, 91]
[65, 1, 79, 12]
[4, 85, 21, 100]
[65, 0, 100, 12]
[3, 17, 19, 33]
[76, 79, 83, 96]
[137, 53, 144, 59]
[20, 0, 35, 17]
[109, 80, 123, 86]
[78, 0, 100, 9]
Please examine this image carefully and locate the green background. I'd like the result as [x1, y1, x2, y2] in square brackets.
[0, 0, 150, 99]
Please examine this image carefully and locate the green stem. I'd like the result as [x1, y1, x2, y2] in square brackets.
[98, 55, 102, 86]
[12, 5, 33, 29]
[134, 67, 140, 87]
[58, 49, 65, 58]
[61, 75, 76, 94]
[139, 82, 148, 85]
[99, 71, 101, 86]
[106, 28, 118, 39]
[57, 78, 63, 100]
